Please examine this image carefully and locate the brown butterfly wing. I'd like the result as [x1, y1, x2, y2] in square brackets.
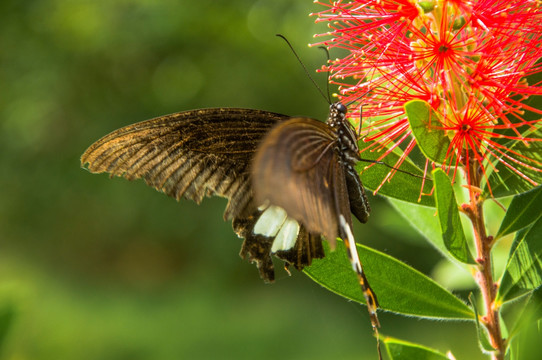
[81, 108, 289, 220]
[251, 117, 346, 248]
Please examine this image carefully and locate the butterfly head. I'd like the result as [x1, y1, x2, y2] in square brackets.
[327, 102, 348, 128]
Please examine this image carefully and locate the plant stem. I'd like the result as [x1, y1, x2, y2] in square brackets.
[462, 160, 504, 360]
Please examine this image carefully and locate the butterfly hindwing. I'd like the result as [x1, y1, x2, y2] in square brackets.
[233, 210, 324, 282]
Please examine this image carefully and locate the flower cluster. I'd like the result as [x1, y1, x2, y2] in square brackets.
[312, 0, 542, 193]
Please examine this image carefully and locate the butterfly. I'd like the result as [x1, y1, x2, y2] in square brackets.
[80, 103, 380, 329]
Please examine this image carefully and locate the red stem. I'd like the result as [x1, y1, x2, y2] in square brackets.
[462, 161, 504, 360]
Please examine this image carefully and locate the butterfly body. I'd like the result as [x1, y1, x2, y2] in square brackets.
[81, 103, 379, 327]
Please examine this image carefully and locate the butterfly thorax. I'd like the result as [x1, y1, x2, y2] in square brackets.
[326, 102, 361, 167]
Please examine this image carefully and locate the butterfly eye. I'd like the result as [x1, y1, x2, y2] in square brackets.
[336, 103, 348, 115]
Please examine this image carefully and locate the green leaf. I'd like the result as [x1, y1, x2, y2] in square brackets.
[389, 199, 447, 252]
[384, 337, 450, 360]
[507, 315, 542, 360]
[433, 169, 476, 264]
[357, 139, 435, 207]
[496, 185, 542, 239]
[497, 216, 542, 303]
[304, 240, 474, 320]
[483, 129, 542, 198]
[405, 100, 451, 164]
[469, 293, 495, 353]
[509, 286, 542, 340]
[390, 199, 475, 290]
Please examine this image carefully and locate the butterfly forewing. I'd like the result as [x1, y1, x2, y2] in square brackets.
[81, 108, 288, 220]
[252, 117, 343, 248]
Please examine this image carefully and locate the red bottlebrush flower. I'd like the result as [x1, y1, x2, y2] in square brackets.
[312, 0, 542, 194]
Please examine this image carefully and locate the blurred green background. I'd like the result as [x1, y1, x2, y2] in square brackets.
[0, 1, 485, 359]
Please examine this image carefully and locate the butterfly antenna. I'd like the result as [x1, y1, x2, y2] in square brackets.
[276, 34, 330, 104]
[317, 45, 333, 104]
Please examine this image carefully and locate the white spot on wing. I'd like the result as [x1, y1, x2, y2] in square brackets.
[253, 205, 287, 237]
[271, 218, 300, 252]
[257, 200, 270, 211]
